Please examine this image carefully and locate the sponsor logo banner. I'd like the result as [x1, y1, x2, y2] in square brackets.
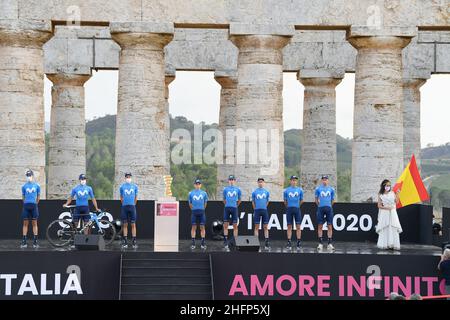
[211, 253, 446, 300]
[0, 200, 433, 243]
[0, 252, 120, 300]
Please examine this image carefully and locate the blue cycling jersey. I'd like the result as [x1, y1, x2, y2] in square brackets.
[120, 183, 138, 206]
[22, 182, 41, 204]
[188, 189, 208, 210]
[223, 186, 242, 208]
[315, 185, 335, 207]
[284, 186, 304, 208]
[252, 188, 270, 210]
[71, 185, 95, 207]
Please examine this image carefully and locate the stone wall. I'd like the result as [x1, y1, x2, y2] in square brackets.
[3, 0, 450, 200]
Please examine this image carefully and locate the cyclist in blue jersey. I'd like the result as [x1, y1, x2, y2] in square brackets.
[283, 175, 304, 250]
[20, 170, 41, 248]
[315, 175, 336, 252]
[119, 172, 139, 249]
[188, 179, 208, 250]
[64, 174, 100, 234]
[252, 178, 271, 250]
[222, 175, 242, 250]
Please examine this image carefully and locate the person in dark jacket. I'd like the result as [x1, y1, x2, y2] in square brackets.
[438, 248, 450, 300]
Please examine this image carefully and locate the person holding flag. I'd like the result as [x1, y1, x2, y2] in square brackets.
[376, 154, 430, 250]
[376, 179, 402, 250]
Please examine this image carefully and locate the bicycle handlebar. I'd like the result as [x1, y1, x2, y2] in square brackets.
[63, 205, 103, 213]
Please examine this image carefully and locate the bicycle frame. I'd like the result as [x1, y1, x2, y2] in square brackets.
[79, 212, 105, 235]
[65, 207, 107, 234]
[48, 206, 116, 248]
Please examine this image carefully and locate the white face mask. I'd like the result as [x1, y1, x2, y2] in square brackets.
[385, 186, 391, 192]
[126, 178, 132, 184]
[26, 177, 33, 182]
[80, 180, 87, 186]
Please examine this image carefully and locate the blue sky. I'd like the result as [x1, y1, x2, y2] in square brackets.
[44, 71, 450, 148]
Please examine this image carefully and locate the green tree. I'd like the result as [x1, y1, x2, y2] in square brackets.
[48, 114, 450, 203]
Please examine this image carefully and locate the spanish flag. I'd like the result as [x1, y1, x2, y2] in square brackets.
[393, 155, 429, 209]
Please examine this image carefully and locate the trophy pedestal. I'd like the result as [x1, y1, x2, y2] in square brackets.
[154, 176, 179, 252]
[154, 194, 179, 252]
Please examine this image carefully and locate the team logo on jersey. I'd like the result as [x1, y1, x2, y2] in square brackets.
[192, 194, 204, 201]
[320, 191, 331, 197]
[124, 189, 135, 195]
[288, 192, 299, 198]
[256, 193, 267, 200]
[227, 191, 238, 198]
[77, 190, 89, 197]
[25, 187, 36, 194]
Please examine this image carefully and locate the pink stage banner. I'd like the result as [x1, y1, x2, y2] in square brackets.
[157, 203, 178, 217]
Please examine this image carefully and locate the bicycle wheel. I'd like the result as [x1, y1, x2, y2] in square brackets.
[46, 219, 76, 247]
[88, 220, 117, 246]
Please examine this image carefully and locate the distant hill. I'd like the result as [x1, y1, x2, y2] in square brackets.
[422, 143, 450, 159]
[284, 128, 352, 171]
[79, 115, 355, 200]
[420, 144, 450, 179]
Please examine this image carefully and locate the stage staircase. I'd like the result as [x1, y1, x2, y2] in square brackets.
[120, 252, 213, 300]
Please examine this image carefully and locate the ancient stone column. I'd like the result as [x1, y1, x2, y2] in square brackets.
[111, 22, 174, 200]
[348, 27, 416, 202]
[0, 21, 52, 199]
[403, 78, 426, 169]
[46, 73, 91, 199]
[230, 24, 294, 201]
[165, 74, 175, 101]
[165, 71, 175, 173]
[215, 72, 238, 198]
[298, 69, 343, 202]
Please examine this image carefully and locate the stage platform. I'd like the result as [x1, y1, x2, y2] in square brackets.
[1, 199, 447, 300]
[0, 239, 443, 256]
[0, 239, 446, 300]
